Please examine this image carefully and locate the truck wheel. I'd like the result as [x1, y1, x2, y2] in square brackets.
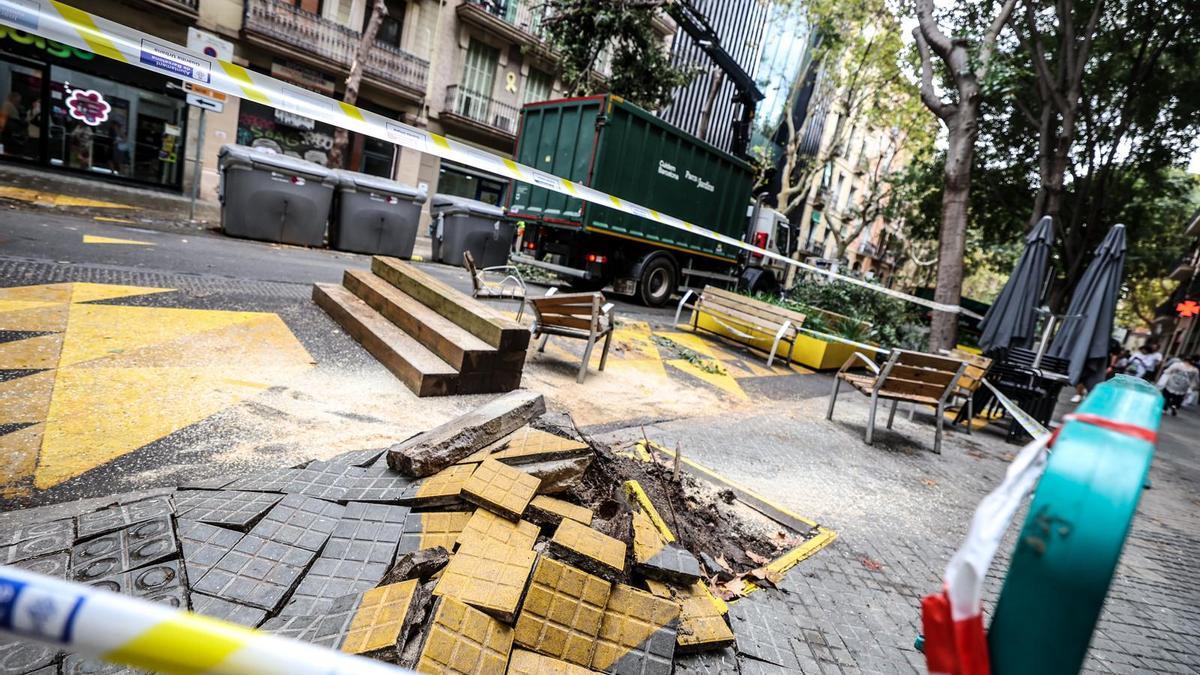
[638, 257, 676, 307]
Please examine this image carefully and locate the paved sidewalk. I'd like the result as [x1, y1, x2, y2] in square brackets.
[595, 385, 1200, 673]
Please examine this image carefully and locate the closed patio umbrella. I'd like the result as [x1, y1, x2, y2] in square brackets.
[978, 216, 1054, 353]
[1048, 223, 1127, 386]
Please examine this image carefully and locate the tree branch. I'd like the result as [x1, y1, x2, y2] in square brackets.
[913, 28, 951, 119]
[978, 0, 1020, 80]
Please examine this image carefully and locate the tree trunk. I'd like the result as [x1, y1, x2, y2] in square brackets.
[329, 0, 387, 169]
[929, 112, 976, 352]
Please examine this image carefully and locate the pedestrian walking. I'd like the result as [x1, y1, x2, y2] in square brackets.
[1158, 355, 1199, 416]
[1126, 340, 1163, 381]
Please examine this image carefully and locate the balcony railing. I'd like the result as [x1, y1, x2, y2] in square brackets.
[444, 85, 520, 137]
[463, 0, 547, 40]
[243, 0, 429, 95]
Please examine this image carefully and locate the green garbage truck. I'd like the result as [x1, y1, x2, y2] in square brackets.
[507, 94, 795, 307]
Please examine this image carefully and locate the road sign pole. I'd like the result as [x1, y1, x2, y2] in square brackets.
[188, 106, 206, 223]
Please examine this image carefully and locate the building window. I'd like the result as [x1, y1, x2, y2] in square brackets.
[820, 161, 833, 188]
[522, 69, 552, 105]
[290, 0, 321, 16]
[460, 39, 499, 122]
[439, 162, 507, 205]
[374, 0, 406, 48]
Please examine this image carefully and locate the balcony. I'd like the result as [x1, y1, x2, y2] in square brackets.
[458, 0, 551, 57]
[134, 0, 197, 19]
[440, 85, 520, 145]
[243, 0, 429, 100]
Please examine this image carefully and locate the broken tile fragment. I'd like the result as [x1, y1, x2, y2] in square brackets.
[413, 597, 515, 673]
[249, 493, 345, 551]
[456, 508, 539, 551]
[591, 583, 680, 674]
[178, 519, 243, 586]
[381, 546, 451, 585]
[88, 560, 188, 609]
[71, 516, 177, 582]
[1, 517, 73, 547]
[519, 456, 592, 495]
[398, 464, 475, 507]
[489, 426, 591, 465]
[321, 501, 409, 565]
[526, 495, 593, 527]
[12, 551, 69, 578]
[461, 459, 539, 521]
[284, 558, 389, 615]
[673, 646, 741, 674]
[1, 529, 71, 565]
[433, 541, 536, 622]
[397, 510, 473, 553]
[645, 580, 734, 653]
[727, 596, 800, 669]
[514, 557, 612, 667]
[77, 496, 172, 539]
[172, 490, 280, 530]
[341, 580, 425, 660]
[548, 518, 626, 582]
[191, 592, 268, 628]
[507, 648, 596, 674]
[224, 468, 300, 493]
[193, 534, 316, 612]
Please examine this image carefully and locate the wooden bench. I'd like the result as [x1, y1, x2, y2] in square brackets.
[463, 250, 527, 321]
[826, 349, 967, 454]
[529, 291, 615, 383]
[677, 285, 805, 368]
[944, 349, 993, 433]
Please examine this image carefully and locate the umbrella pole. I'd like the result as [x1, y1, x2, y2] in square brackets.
[1033, 314, 1058, 370]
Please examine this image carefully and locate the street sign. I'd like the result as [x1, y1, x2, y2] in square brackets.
[186, 27, 233, 62]
[185, 92, 223, 112]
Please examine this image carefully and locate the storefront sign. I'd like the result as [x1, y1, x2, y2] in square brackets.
[270, 60, 334, 97]
[65, 88, 110, 126]
[139, 39, 210, 83]
[0, 25, 92, 60]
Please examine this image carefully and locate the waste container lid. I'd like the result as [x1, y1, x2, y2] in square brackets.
[430, 193, 507, 218]
[334, 170, 427, 203]
[218, 144, 336, 181]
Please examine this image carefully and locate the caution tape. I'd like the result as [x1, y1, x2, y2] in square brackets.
[981, 378, 1051, 440]
[0, 566, 412, 675]
[0, 0, 980, 320]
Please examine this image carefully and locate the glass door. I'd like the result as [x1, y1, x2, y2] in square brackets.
[0, 57, 45, 162]
[460, 39, 498, 122]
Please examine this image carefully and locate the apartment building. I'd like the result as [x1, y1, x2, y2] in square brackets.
[1156, 211, 1200, 358]
[0, 0, 670, 222]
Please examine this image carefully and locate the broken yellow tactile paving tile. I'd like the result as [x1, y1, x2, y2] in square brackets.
[507, 648, 597, 674]
[644, 580, 734, 653]
[400, 511, 474, 553]
[527, 495, 593, 527]
[405, 464, 476, 506]
[341, 580, 420, 656]
[456, 509, 539, 551]
[514, 557, 611, 667]
[433, 541, 536, 622]
[490, 427, 590, 465]
[591, 583, 680, 673]
[417, 597, 515, 674]
[461, 459, 540, 521]
[622, 481, 675, 542]
[548, 518, 626, 581]
[630, 508, 668, 566]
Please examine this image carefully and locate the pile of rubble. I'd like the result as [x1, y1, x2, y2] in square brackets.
[0, 391, 812, 674]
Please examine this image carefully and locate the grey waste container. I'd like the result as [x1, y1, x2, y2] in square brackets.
[217, 144, 337, 247]
[429, 194, 514, 268]
[332, 170, 426, 258]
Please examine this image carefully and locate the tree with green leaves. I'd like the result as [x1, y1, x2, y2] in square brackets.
[539, 0, 691, 111]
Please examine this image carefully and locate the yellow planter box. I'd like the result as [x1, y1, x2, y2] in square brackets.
[692, 311, 866, 370]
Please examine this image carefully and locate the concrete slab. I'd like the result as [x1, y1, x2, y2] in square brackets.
[518, 456, 593, 495]
[507, 648, 596, 674]
[192, 534, 317, 612]
[171, 490, 280, 530]
[526, 495, 593, 527]
[340, 465, 414, 503]
[177, 519, 243, 587]
[548, 518, 625, 582]
[341, 580, 422, 658]
[591, 583, 680, 675]
[248, 493, 345, 552]
[456, 508, 539, 551]
[461, 459, 539, 521]
[398, 464, 475, 507]
[490, 427, 591, 465]
[191, 592, 268, 628]
[432, 541, 536, 622]
[645, 580, 734, 654]
[415, 597, 515, 673]
[727, 597, 799, 669]
[76, 495, 172, 538]
[71, 516, 177, 582]
[397, 510, 473, 554]
[514, 557, 612, 667]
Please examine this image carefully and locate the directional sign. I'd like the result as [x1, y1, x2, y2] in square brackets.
[186, 92, 223, 112]
[184, 82, 226, 112]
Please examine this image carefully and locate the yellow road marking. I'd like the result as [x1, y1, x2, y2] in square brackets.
[0, 333, 63, 369]
[83, 235, 153, 246]
[0, 186, 133, 209]
[93, 216, 135, 224]
[665, 359, 747, 400]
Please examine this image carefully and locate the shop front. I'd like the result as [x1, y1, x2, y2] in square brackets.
[0, 25, 188, 189]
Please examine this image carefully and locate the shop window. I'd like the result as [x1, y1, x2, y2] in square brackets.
[374, 0, 406, 48]
[0, 60, 43, 161]
[439, 164, 507, 205]
[522, 69, 552, 105]
[460, 39, 499, 119]
[358, 133, 393, 177]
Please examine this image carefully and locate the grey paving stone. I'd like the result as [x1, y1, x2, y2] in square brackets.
[0, 530, 71, 565]
[192, 534, 317, 612]
[282, 466, 359, 502]
[248, 493, 344, 552]
[177, 475, 236, 490]
[609, 621, 677, 675]
[736, 655, 793, 675]
[62, 654, 143, 674]
[673, 646, 741, 674]
[20, 666, 60, 675]
[302, 593, 363, 649]
[339, 466, 413, 503]
[282, 558, 389, 615]
[171, 490, 280, 530]
[730, 596, 801, 670]
[637, 542, 704, 585]
[177, 519, 243, 587]
[224, 468, 302, 493]
[12, 551, 70, 578]
[72, 516, 177, 582]
[76, 496, 173, 539]
[318, 447, 387, 468]
[322, 502, 408, 564]
[260, 613, 325, 641]
[1, 517, 74, 547]
[0, 637, 58, 675]
[87, 560, 188, 610]
[191, 592, 268, 628]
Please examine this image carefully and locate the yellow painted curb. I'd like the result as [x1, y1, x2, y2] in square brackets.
[621, 479, 676, 543]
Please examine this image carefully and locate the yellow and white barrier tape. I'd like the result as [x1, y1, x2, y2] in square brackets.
[0, 0, 980, 320]
[0, 565, 413, 675]
[981, 378, 1051, 440]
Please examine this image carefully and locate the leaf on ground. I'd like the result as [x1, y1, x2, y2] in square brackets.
[713, 578, 745, 601]
[714, 554, 733, 573]
[746, 567, 783, 588]
[746, 549, 772, 565]
[921, 478, 938, 487]
[861, 556, 884, 572]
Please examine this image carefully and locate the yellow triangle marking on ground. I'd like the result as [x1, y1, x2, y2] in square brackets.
[0, 423, 44, 496]
[655, 331, 724, 360]
[0, 304, 71, 333]
[0, 370, 56, 424]
[665, 358, 748, 400]
[0, 283, 75, 304]
[57, 304, 265, 369]
[83, 235, 153, 246]
[0, 300, 60, 315]
[0, 333, 64, 370]
[67, 283, 173, 304]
